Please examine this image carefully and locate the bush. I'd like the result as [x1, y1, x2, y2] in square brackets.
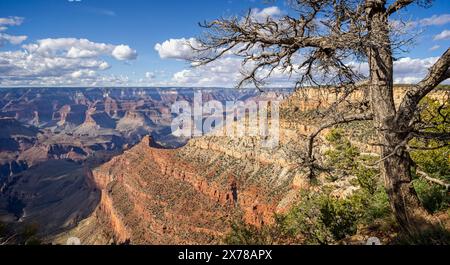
[409, 97, 450, 213]
[281, 192, 333, 244]
[224, 221, 267, 245]
[278, 190, 361, 244]
[413, 178, 449, 213]
[393, 225, 450, 245]
[224, 103, 448, 244]
[223, 220, 281, 245]
[364, 189, 391, 222]
[275, 129, 391, 243]
[320, 196, 359, 241]
[410, 144, 450, 183]
[410, 143, 449, 214]
[324, 129, 360, 174]
[324, 129, 392, 224]
[354, 164, 378, 195]
[224, 171, 391, 245]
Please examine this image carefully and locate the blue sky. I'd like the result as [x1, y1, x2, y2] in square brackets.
[0, 0, 449, 87]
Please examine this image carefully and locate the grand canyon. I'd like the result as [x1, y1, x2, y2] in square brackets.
[1, 0, 450, 249]
[1, 86, 447, 244]
[0, 87, 290, 243]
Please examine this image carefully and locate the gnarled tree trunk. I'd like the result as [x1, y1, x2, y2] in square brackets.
[382, 147, 433, 233]
[366, 1, 432, 234]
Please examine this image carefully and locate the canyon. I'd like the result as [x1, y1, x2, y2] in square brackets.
[0, 87, 276, 237]
[0, 86, 447, 244]
[55, 86, 446, 244]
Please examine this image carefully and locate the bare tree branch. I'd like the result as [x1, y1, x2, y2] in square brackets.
[305, 112, 374, 177]
[416, 170, 450, 190]
[193, 0, 368, 89]
[386, 0, 414, 16]
[0, 234, 17, 245]
[411, 131, 450, 141]
[396, 48, 450, 127]
[368, 135, 412, 166]
[407, 143, 449, 150]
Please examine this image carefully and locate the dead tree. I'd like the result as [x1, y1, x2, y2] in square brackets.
[192, 0, 450, 234]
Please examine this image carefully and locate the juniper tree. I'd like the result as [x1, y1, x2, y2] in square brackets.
[192, 0, 450, 234]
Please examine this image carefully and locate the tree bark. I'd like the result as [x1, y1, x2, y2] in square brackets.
[382, 146, 433, 233]
[366, 0, 432, 234]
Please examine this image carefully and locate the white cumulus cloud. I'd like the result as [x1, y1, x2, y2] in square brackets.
[250, 6, 283, 22]
[429, 45, 440, 51]
[419, 14, 450, 26]
[169, 56, 296, 88]
[22, 38, 138, 61]
[0, 16, 27, 46]
[112, 44, 138, 60]
[433, 29, 450, 40]
[0, 33, 27, 45]
[70, 69, 96, 79]
[145, 71, 155, 79]
[25, 38, 105, 57]
[393, 57, 440, 83]
[67, 46, 104, 58]
[0, 16, 24, 27]
[99, 61, 110, 70]
[154, 37, 201, 60]
[0, 37, 138, 86]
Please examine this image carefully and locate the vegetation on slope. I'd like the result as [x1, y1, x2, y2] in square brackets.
[224, 97, 449, 245]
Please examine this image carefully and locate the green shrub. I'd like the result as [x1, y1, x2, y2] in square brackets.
[393, 225, 450, 245]
[280, 193, 334, 244]
[413, 178, 449, 213]
[347, 188, 392, 225]
[365, 189, 391, 222]
[224, 167, 392, 245]
[224, 98, 448, 245]
[407, 97, 450, 213]
[324, 129, 360, 173]
[324, 129, 392, 222]
[410, 146, 450, 182]
[223, 221, 275, 245]
[278, 191, 362, 244]
[320, 196, 359, 240]
[354, 165, 379, 195]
